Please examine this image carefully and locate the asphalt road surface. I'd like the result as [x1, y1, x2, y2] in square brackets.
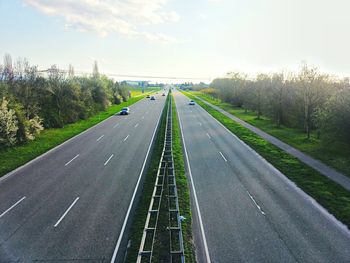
[174, 89, 350, 263]
[0, 93, 166, 262]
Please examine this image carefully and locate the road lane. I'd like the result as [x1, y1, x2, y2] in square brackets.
[174, 89, 350, 263]
[0, 93, 166, 262]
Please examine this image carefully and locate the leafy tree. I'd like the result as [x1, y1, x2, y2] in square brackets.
[0, 98, 18, 146]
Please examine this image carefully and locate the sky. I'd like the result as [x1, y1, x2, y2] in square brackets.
[1, 0, 350, 83]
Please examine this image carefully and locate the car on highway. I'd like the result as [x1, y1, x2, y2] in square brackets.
[150, 96, 156, 100]
[162, 93, 166, 96]
[189, 100, 195, 105]
[146, 95, 150, 98]
[120, 107, 130, 115]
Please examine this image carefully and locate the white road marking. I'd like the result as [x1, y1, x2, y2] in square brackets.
[219, 151, 227, 162]
[123, 135, 130, 142]
[0, 196, 26, 218]
[64, 154, 80, 166]
[141, 116, 145, 119]
[206, 133, 211, 139]
[198, 122, 202, 126]
[110, 103, 164, 263]
[246, 191, 266, 215]
[54, 197, 80, 227]
[176, 105, 212, 263]
[104, 154, 114, 166]
[113, 123, 119, 128]
[96, 135, 104, 141]
[134, 123, 139, 128]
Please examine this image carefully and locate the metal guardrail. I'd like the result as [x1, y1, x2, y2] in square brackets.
[137, 96, 185, 263]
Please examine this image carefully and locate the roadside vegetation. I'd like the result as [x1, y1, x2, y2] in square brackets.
[0, 53, 151, 148]
[182, 91, 350, 228]
[0, 54, 157, 177]
[188, 64, 350, 177]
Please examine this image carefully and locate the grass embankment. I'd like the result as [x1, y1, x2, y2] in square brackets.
[172, 95, 196, 262]
[183, 91, 350, 228]
[125, 95, 168, 263]
[0, 96, 145, 177]
[125, 94, 195, 262]
[192, 91, 350, 178]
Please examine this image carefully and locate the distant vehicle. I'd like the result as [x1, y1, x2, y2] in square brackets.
[146, 95, 150, 98]
[150, 96, 156, 100]
[162, 93, 166, 96]
[189, 100, 195, 105]
[120, 107, 130, 115]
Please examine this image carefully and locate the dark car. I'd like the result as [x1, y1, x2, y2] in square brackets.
[150, 96, 156, 100]
[146, 95, 150, 98]
[162, 93, 166, 96]
[189, 100, 195, 105]
[120, 107, 130, 115]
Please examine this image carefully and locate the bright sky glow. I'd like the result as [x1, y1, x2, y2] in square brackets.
[1, 0, 350, 82]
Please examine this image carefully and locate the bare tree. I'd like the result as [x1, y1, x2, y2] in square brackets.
[92, 61, 99, 79]
[68, 64, 75, 78]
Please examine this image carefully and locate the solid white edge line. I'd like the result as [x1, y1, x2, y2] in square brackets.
[110, 99, 165, 263]
[97, 135, 105, 141]
[54, 197, 80, 227]
[176, 98, 212, 263]
[104, 154, 114, 166]
[186, 92, 350, 237]
[0, 98, 147, 185]
[64, 154, 80, 166]
[219, 151, 227, 162]
[0, 196, 26, 218]
[123, 135, 130, 142]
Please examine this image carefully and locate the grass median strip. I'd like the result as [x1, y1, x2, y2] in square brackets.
[182, 91, 350, 228]
[0, 96, 144, 178]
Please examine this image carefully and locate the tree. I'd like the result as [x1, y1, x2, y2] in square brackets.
[0, 98, 18, 146]
[68, 64, 75, 78]
[92, 61, 99, 79]
[297, 63, 329, 139]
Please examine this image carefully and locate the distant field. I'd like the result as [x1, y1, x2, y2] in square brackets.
[191, 91, 350, 178]
[130, 87, 161, 97]
[0, 96, 145, 178]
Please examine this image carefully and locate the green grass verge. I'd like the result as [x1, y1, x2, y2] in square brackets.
[182, 91, 350, 228]
[172, 94, 196, 262]
[192, 91, 350, 178]
[0, 96, 145, 177]
[124, 95, 168, 263]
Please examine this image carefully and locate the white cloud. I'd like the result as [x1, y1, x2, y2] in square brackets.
[24, 0, 180, 43]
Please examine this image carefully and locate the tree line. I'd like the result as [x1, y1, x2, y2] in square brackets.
[197, 63, 350, 145]
[0, 54, 131, 148]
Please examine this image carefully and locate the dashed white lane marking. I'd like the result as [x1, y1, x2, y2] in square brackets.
[141, 116, 145, 119]
[219, 151, 227, 162]
[96, 135, 104, 141]
[134, 123, 139, 128]
[64, 154, 80, 166]
[113, 123, 119, 128]
[0, 197, 26, 218]
[206, 133, 211, 139]
[54, 197, 80, 227]
[198, 122, 202, 126]
[123, 135, 130, 142]
[246, 191, 266, 215]
[104, 154, 114, 166]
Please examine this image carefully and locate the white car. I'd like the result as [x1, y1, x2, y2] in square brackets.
[189, 100, 195, 105]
